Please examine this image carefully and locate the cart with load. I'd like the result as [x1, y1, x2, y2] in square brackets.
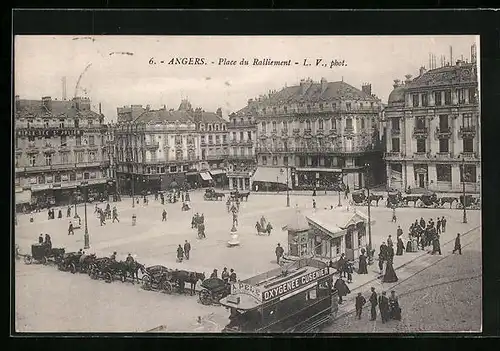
[141, 265, 175, 293]
[351, 190, 367, 206]
[24, 243, 65, 265]
[198, 277, 231, 305]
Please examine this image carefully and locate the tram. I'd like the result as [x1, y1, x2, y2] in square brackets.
[219, 258, 338, 333]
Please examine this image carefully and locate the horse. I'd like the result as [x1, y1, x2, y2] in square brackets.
[403, 195, 421, 208]
[124, 261, 145, 284]
[439, 197, 458, 209]
[171, 270, 206, 295]
[367, 194, 384, 207]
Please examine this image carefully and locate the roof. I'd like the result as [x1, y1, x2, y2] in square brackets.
[235, 79, 378, 115]
[406, 62, 477, 89]
[134, 109, 194, 124]
[285, 209, 310, 232]
[388, 86, 405, 104]
[15, 99, 101, 119]
[199, 111, 226, 124]
[306, 208, 373, 238]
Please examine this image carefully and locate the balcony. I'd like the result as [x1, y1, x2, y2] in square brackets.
[412, 152, 431, 160]
[435, 152, 452, 159]
[144, 141, 160, 150]
[391, 128, 401, 136]
[200, 141, 207, 146]
[344, 127, 354, 134]
[413, 127, 428, 138]
[435, 127, 451, 139]
[228, 155, 255, 160]
[460, 152, 478, 161]
[42, 143, 56, 153]
[459, 126, 476, 138]
[281, 129, 289, 137]
[292, 128, 300, 136]
[384, 151, 402, 159]
[227, 121, 255, 129]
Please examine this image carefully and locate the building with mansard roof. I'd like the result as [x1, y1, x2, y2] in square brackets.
[14, 96, 113, 210]
[384, 44, 480, 193]
[241, 77, 384, 191]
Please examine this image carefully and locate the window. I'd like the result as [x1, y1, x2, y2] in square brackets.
[444, 90, 452, 105]
[84, 172, 90, 180]
[391, 118, 400, 131]
[38, 175, 45, 184]
[439, 115, 449, 130]
[88, 119, 93, 126]
[461, 164, 476, 183]
[415, 117, 426, 130]
[361, 119, 365, 129]
[208, 135, 213, 144]
[371, 102, 374, 108]
[272, 121, 277, 131]
[332, 103, 337, 110]
[392, 138, 400, 152]
[232, 118, 236, 125]
[458, 89, 466, 104]
[261, 122, 266, 133]
[346, 102, 352, 111]
[306, 120, 311, 130]
[240, 132, 244, 141]
[262, 108, 267, 114]
[247, 131, 252, 140]
[307, 105, 311, 112]
[215, 124, 219, 131]
[284, 106, 288, 114]
[231, 132, 236, 141]
[345, 118, 353, 130]
[88, 135, 94, 146]
[54, 174, 61, 183]
[61, 153, 68, 163]
[223, 134, 227, 143]
[262, 155, 267, 165]
[76, 136, 81, 146]
[360, 103, 364, 109]
[463, 138, 474, 153]
[319, 103, 323, 110]
[412, 94, 419, 107]
[462, 113, 473, 128]
[469, 87, 477, 103]
[208, 125, 213, 131]
[331, 118, 336, 129]
[200, 124, 205, 131]
[45, 154, 52, 166]
[283, 156, 288, 165]
[59, 119, 65, 128]
[75, 151, 84, 163]
[306, 288, 317, 301]
[421, 93, 428, 107]
[74, 119, 79, 128]
[436, 164, 452, 182]
[439, 139, 449, 153]
[272, 156, 277, 165]
[88, 151, 96, 162]
[160, 166, 165, 173]
[416, 139, 426, 153]
[29, 155, 36, 167]
[15, 155, 19, 167]
[318, 119, 324, 130]
[434, 91, 442, 106]
[170, 166, 177, 173]
[216, 135, 220, 144]
[70, 173, 76, 181]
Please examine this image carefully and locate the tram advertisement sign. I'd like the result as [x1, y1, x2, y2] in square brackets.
[262, 267, 329, 302]
[231, 282, 263, 302]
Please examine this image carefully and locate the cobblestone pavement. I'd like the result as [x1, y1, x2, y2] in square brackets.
[14, 190, 482, 332]
[323, 227, 482, 333]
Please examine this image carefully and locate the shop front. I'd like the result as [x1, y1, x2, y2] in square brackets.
[251, 166, 291, 192]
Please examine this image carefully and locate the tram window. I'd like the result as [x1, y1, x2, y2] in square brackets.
[307, 288, 317, 301]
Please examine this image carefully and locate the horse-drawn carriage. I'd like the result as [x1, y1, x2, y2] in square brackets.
[418, 192, 440, 208]
[230, 190, 250, 202]
[58, 252, 84, 273]
[457, 195, 481, 210]
[24, 244, 65, 265]
[351, 190, 367, 206]
[402, 194, 421, 208]
[141, 265, 205, 295]
[89, 258, 126, 283]
[198, 277, 231, 305]
[204, 188, 225, 201]
[386, 191, 405, 208]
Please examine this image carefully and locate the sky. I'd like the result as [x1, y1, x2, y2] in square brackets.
[14, 35, 478, 122]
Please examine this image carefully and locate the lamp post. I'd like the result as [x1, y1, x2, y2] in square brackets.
[131, 175, 135, 208]
[81, 181, 90, 249]
[73, 190, 78, 218]
[461, 158, 468, 224]
[280, 166, 290, 207]
[337, 173, 343, 207]
[364, 163, 373, 265]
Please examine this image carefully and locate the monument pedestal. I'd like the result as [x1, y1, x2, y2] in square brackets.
[227, 224, 240, 247]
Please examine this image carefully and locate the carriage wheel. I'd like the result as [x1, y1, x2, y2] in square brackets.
[161, 281, 173, 294]
[199, 289, 211, 305]
[90, 268, 98, 280]
[41, 256, 47, 265]
[105, 272, 113, 283]
[142, 275, 152, 290]
[24, 255, 33, 265]
[70, 263, 77, 274]
[88, 265, 94, 277]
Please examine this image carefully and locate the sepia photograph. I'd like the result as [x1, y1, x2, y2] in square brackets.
[13, 35, 481, 333]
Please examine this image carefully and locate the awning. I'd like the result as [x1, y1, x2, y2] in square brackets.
[251, 167, 292, 185]
[200, 172, 213, 181]
[296, 168, 342, 173]
[209, 169, 226, 176]
[15, 189, 32, 204]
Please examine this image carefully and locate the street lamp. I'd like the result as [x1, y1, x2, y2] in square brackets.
[131, 175, 135, 208]
[364, 163, 373, 265]
[461, 158, 468, 224]
[337, 173, 343, 207]
[280, 166, 290, 207]
[80, 181, 90, 249]
[73, 190, 79, 218]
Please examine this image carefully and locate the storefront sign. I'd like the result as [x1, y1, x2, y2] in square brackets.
[261, 267, 329, 302]
[17, 129, 83, 138]
[231, 282, 263, 302]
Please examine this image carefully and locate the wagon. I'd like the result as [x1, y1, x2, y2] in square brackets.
[386, 192, 404, 208]
[351, 191, 367, 205]
[198, 277, 231, 305]
[89, 258, 126, 283]
[419, 192, 439, 208]
[204, 188, 225, 201]
[141, 265, 175, 293]
[457, 195, 481, 210]
[24, 244, 65, 265]
[58, 252, 83, 273]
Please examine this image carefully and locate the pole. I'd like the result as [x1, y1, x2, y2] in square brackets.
[462, 160, 467, 224]
[286, 165, 290, 207]
[132, 175, 135, 208]
[337, 173, 342, 207]
[73, 191, 78, 218]
[365, 164, 373, 265]
[83, 183, 89, 249]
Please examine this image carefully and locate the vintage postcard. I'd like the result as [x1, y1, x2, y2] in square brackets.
[14, 35, 481, 333]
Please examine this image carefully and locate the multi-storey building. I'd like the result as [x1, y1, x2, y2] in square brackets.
[226, 110, 257, 190]
[104, 122, 117, 183]
[248, 78, 384, 191]
[384, 51, 480, 193]
[114, 106, 200, 194]
[14, 96, 111, 210]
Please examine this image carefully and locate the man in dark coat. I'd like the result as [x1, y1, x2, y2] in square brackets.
[436, 218, 442, 234]
[387, 235, 394, 248]
[358, 249, 368, 274]
[221, 267, 230, 283]
[162, 209, 167, 222]
[337, 253, 346, 277]
[378, 243, 387, 274]
[369, 287, 378, 321]
[396, 236, 405, 256]
[68, 222, 74, 235]
[275, 243, 284, 265]
[441, 216, 447, 233]
[38, 234, 44, 244]
[112, 207, 119, 223]
[355, 292, 367, 320]
[184, 240, 191, 260]
[334, 277, 350, 304]
[396, 226, 403, 238]
[452, 233, 462, 255]
[210, 269, 218, 279]
[67, 206, 71, 218]
[229, 269, 237, 282]
[176, 245, 184, 262]
[378, 291, 390, 323]
[419, 217, 426, 230]
[58, 209, 63, 219]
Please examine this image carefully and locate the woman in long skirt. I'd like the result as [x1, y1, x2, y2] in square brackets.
[382, 258, 398, 283]
[389, 290, 402, 320]
[358, 250, 368, 274]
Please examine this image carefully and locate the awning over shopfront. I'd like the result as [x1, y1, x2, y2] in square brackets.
[15, 188, 31, 204]
[200, 172, 213, 181]
[209, 169, 226, 176]
[252, 167, 292, 185]
[296, 167, 342, 173]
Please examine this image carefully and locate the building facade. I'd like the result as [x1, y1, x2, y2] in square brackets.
[226, 110, 257, 190]
[246, 78, 384, 191]
[14, 96, 111, 210]
[384, 53, 480, 193]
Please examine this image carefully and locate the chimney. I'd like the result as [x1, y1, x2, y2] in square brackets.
[216, 107, 222, 117]
[393, 79, 401, 89]
[456, 60, 462, 66]
[361, 83, 372, 96]
[419, 66, 427, 76]
[471, 43, 477, 63]
[450, 46, 453, 67]
[194, 107, 203, 123]
[300, 78, 312, 94]
[404, 74, 412, 85]
[320, 77, 328, 93]
[42, 96, 52, 111]
[99, 102, 102, 114]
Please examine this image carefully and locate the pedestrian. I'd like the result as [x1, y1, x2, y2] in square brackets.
[184, 240, 191, 260]
[337, 253, 346, 277]
[312, 199, 316, 209]
[132, 213, 137, 226]
[100, 211, 106, 226]
[346, 261, 353, 283]
[441, 216, 447, 233]
[358, 248, 368, 274]
[68, 221, 74, 235]
[436, 217, 442, 234]
[334, 276, 350, 304]
[112, 207, 119, 222]
[378, 291, 390, 323]
[355, 292, 367, 320]
[110, 251, 117, 260]
[229, 269, 237, 282]
[198, 222, 206, 239]
[38, 234, 44, 244]
[391, 207, 397, 222]
[396, 236, 405, 256]
[378, 242, 387, 274]
[389, 290, 402, 321]
[419, 217, 426, 229]
[275, 243, 284, 265]
[382, 257, 398, 283]
[453, 233, 462, 255]
[210, 269, 218, 279]
[67, 206, 71, 218]
[396, 226, 403, 238]
[58, 209, 63, 219]
[386, 242, 395, 262]
[369, 287, 378, 321]
[344, 185, 350, 200]
[387, 235, 394, 249]
[162, 209, 167, 222]
[221, 267, 230, 283]
[177, 245, 184, 263]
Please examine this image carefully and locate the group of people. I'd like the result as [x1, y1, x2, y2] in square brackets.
[94, 203, 120, 226]
[176, 240, 192, 262]
[378, 237, 399, 283]
[210, 267, 237, 283]
[407, 216, 446, 255]
[361, 287, 401, 323]
[38, 233, 52, 249]
[191, 213, 206, 239]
